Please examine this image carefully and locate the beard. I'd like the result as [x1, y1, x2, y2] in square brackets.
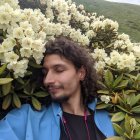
[51, 94, 70, 103]
[46, 84, 70, 103]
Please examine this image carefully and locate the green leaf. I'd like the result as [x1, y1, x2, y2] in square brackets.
[111, 112, 125, 122]
[24, 71, 32, 76]
[34, 91, 49, 97]
[97, 81, 107, 88]
[104, 70, 114, 88]
[2, 94, 12, 110]
[115, 80, 128, 90]
[135, 117, 140, 123]
[112, 74, 123, 88]
[0, 64, 7, 75]
[116, 105, 132, 114]
[123, 133, 131, 139]
[16, 78, 25, 84]
[131, 105, 140, 113]
[31, 97, 41, 110]
[13, 93, 21, 108]
[124, 114, 132, 134]
[29, 61, 42, 68]
[105, 136, 124, 140]
[134, 132, 140, 140]
[126, 93, 135, 106]
[0, 78, 13, 85]
[97, 90, 109, 94]
[96, 103, 111, 109]
[125, 73, 136, 80]
[123, 90, 137, 94]
[2, 82, 12, 96]
[113, 123, 124, 136]
[130, 94, 140, 107]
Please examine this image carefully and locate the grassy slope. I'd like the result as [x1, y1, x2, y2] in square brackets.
[73, 0, 140, 42]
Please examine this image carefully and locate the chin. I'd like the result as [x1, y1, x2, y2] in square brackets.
[51, 95, 69, 103]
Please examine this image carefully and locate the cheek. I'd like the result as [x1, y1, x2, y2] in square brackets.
[61, 73, 80, 89]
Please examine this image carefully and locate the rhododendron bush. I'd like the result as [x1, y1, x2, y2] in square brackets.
[0, 0, 140, 139]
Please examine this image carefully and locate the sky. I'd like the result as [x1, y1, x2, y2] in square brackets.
[104, 0, 140, 5]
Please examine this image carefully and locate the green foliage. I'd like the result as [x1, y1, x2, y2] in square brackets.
[0, 63, 49, 111]
[73, 0, 140, 42]
[97, 70, 140, 140]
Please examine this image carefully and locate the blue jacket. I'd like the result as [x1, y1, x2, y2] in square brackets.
[0, 100, 115, 140]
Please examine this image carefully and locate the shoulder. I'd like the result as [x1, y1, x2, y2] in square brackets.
[0, 104, 55, 140]
[94, 109, 115, 137]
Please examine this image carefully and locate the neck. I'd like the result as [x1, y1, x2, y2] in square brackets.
[61, 94, 88, 116]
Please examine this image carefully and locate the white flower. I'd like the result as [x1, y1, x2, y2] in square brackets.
[45, 8, 54, 21]
[52, 23, 63, 36]
[118, 33, 129, 41]
[13, 59, 29, 78]
[0, 45, 4, 53]
[94, 61, 105, 73]
[21, 37, 33, 48]
[92, 48, 107, 61]
[33, 50, 44, 64]
[73, 11, 85, 22]
[4, 51, 19, 63]
[100, 95, 110, 104]
[78, 4, 84, 10]
[12, 9, 21, 22]
[20, 21, 32, 30]
[83, 22, 89, 29]
[24, 27, 35, 38]
[0, 24, 8, 31]
[1, 37, 16, 52]
[109, 50, 120, 65]
[46, 0, 53, 8]
[62, 24, 72, 36]
[133, 44, 140, 59]
[78, 35, 89, 46]
[20, 48, 32, 58]
[43, 22, 55, 35]
[117, 53, 136, 71]
[69, 3, 77, 15]
[86, 30, 96, 39]
[69, 29, 81, 42]
[53, 0, 69, 13]
[13, 27, 25, 39]
[0, 0, 19, 9]
[0, 12, 11, 24]
[90, 20, 103, 31]
[125, 39, 133, 51]
[38, 31, 46, 41]
[31, 40, 45, 52]
[102, 19, 119, 31]
[57, 12, 70, 24]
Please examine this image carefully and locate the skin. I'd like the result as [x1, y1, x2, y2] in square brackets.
[43, 54, 87, 115]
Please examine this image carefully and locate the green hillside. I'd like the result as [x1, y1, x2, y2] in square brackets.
[73, 0, 140, 42]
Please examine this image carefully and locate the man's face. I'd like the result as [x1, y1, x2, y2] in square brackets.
[43, 54, 84, 102]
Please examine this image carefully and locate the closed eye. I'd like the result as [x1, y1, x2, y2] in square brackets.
[42, 68, 47, 76]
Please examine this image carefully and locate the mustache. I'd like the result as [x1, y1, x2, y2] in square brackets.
[46, 84, 63, 90]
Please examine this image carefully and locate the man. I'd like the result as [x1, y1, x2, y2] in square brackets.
[0, 36, 115, 140]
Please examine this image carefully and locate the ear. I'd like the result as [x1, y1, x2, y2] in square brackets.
[78, 66, 86, 81]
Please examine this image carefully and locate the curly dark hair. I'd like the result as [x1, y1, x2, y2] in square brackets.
[44, 36, 99, 105]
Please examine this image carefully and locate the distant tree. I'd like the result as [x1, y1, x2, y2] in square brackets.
[19, 0, 46, 13]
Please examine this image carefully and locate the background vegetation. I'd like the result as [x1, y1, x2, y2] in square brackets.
[73, 0, 140, 42]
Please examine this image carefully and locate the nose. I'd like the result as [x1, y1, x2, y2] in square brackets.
[43, 71, 55, 86]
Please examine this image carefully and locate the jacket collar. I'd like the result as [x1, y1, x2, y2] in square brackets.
[51, 98, 97, 126]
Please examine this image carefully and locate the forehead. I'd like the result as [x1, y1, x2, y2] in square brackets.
[43, 54, 74, 68]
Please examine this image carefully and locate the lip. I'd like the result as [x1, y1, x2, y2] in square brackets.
[48, 87, 60, 94]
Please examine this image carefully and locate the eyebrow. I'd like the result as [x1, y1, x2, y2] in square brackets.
[43, 64, 67, 70]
